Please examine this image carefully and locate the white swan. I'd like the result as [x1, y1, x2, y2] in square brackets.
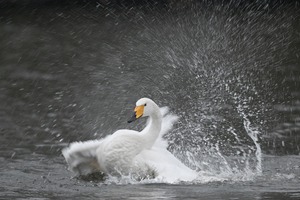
[62, 98, 197, 182]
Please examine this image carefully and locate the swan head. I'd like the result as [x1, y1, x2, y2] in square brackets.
[128, 98, 159, 123]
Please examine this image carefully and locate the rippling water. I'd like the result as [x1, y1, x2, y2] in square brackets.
[0, 0, 299, 199]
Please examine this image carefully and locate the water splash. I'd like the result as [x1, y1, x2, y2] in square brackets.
[161, 78, 265, 183]
[99, 97, 264, 185]
[237, 104, 262, 174]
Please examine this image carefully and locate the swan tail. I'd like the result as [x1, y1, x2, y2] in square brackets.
[62, 139, 103, 176]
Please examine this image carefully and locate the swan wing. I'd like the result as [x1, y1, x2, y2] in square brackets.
[152, 107, 179, 149]
[134, 107, 197, 182]
[95, 129, 144, 175]
[135, 147, 197, 182]
[62, 139, 104, 176]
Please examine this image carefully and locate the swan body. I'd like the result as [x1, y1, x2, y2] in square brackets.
[62, 98, 197, 182]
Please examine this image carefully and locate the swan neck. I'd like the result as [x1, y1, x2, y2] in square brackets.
[142, 110, 162, 149]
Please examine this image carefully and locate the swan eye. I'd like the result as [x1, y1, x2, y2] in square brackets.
[144, 104, 147, 106]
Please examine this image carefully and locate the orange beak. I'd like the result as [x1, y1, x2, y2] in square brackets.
[134, 105, 144, 119]
[128, 105, 144, 123]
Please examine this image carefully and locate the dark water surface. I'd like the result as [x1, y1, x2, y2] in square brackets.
[0, 0, 300, 199]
